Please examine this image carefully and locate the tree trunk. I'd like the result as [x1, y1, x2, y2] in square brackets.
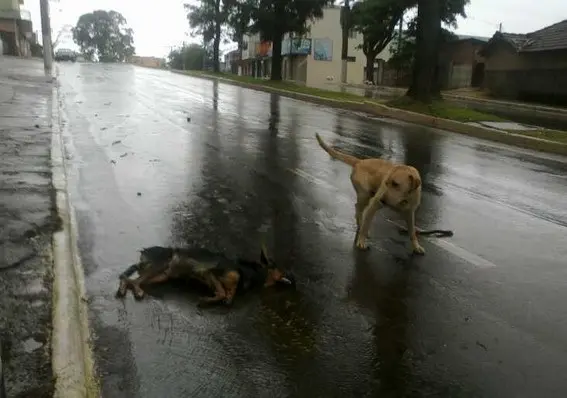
[365, 52, 376, 83]
[237, 35, 243, 62]
[213, 0, 221, 72]
[406, 0, 441, 102]
[213, 34, 221, 72]
[270, 30, 284, 81]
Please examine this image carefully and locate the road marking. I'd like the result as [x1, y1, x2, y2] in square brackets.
[286, 167, 498, 268]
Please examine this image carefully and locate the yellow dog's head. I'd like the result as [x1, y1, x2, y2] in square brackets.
[380, 165, 422, 210]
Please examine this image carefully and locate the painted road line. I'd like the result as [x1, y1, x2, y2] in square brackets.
[286, 167, 498, 269]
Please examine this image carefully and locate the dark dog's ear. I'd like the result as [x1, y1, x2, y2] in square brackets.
[408, 173, 421, 192]
[260, 244, 271, 267]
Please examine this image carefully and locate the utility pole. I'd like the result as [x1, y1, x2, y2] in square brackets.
[498, 22, 502, 32]
[40, 0, 53, 71]
[340, 0, 350, 84]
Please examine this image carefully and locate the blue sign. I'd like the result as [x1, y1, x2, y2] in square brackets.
[313, 38, 333, 61]
[281, 38, 312, 56]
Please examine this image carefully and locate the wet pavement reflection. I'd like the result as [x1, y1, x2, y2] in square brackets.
[57, 63, 567, 398]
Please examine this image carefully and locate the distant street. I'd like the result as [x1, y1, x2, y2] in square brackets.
[57, 62, 567, 398]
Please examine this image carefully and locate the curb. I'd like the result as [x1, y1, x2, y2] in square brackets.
[358, 102, 567, 157]
[443, 95, 567, 127]
[443, 93, 567, 115]
[174, 70, 567, 157]
[49, 68, 100, 397]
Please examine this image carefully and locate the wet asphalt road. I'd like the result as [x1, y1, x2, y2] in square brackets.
[57, 63, 567, 398]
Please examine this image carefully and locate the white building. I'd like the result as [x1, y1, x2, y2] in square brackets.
[240, 5, 392, 87]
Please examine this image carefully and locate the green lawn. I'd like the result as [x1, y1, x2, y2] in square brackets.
[386, 96, 505, 123]
[509, 129, 567, 144]
[177, 70, 377, 103]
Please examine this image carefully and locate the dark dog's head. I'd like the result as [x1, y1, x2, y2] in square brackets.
[259, 244, 296, 288]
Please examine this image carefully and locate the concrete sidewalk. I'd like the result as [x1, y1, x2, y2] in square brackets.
[0, 57, 58, 397]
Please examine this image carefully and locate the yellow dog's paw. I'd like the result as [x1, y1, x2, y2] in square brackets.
[355, 240, 370, 251]
[412, 245, 426, 255]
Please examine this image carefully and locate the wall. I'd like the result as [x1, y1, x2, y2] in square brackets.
[0, 0, 20, 10]
[448, 40, 485, 65]
[0, 19, 15, 32]
[240, 7, 368, 85]
[484, 41, 525, 71]
[282, 56, 308, 82]
[241, 33, 259, 60]
[438, 39, 487, 89]
[130, 55, 164, 68]
[302, 7, 365, 88]
[484, 46, 567, 102]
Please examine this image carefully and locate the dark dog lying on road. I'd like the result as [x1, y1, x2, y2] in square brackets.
[115, 244, 295, 305]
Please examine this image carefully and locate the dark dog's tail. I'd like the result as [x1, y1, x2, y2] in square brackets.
[398, 228, 454, 238]
[385, 218, 454, 238]
[315, 133, 360, 167]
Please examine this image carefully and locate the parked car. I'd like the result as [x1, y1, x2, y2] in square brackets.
[54, 48, 77, 62]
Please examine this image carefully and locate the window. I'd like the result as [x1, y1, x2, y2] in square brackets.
[348, 29, 357, 39]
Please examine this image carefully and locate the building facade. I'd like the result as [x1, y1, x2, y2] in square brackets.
[437, 35, 490, 89]
[480, 20, 567, 104]
[240, 6, 369, 87]
[129, 55, 166, 68]
[0, 0, 33, 56]
[223, 49, 240, 73]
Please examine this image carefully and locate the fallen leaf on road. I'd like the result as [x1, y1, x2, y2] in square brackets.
[110, 160, 116, 164]
[120, 152, 128, 158]
[112, 140, 122, 145]
[476, 341, 488, 351]
[104, 102, 112, 106]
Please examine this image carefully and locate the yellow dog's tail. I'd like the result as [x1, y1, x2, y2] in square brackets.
[315, 133, 360, 167]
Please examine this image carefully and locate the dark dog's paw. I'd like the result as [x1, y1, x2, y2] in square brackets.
[197, 297, 211, 307]
[133, 290, 146, 301]
[115, 280, 128, 299]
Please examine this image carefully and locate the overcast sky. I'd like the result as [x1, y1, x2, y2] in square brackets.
[25, 0, 566, 58]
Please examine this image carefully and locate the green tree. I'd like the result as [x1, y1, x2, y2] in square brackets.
[227, 0, 255, 60]
[406, 0, 468, 102]
[72, 10, 135, 62]
[389, 20, 457, 76]
[168, 43, 213, 70]
[351, 0, 406, 83]
[186, 0, 233, 72]
[249, 0, 333, 81]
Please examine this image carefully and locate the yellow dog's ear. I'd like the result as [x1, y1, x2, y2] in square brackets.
[260, 243, 271, 267]
[408, 173, 422, 192]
